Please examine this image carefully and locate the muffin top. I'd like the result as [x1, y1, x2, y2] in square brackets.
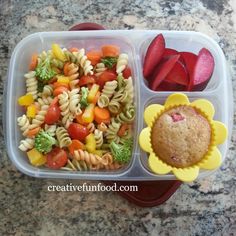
[151, 105, 211, 168]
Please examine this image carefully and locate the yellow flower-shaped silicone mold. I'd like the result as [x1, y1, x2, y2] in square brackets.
[139, 93, 228, 182]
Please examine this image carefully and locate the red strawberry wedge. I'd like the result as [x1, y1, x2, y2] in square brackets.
[143, 34, 165, 79]
[150, 55, 180, 91]
[189, 48, 215, 91]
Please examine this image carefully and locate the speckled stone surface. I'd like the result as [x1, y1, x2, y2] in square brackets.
[0, 0, 236, 235]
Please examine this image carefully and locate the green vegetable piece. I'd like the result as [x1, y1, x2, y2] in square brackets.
[35, 56, 56, 82]
[101, 57, 118, 69]
[80, 87, 89, 108]
[110, 138, 133, 164]
[35, 130, 56, 154]
[37, 81, 45, 93]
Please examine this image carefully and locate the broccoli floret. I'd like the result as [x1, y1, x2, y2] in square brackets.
[35, 56, 56, 82]
[35, 130, 56, 154]
[80, 87, 89, 108]
[101, 57, 117, 69]
[110, 138, 133, 164]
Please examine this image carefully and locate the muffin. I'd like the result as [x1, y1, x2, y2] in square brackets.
[151, 105, 211, 168]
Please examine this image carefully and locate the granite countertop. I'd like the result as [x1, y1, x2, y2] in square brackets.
[0, 0, 236, 235]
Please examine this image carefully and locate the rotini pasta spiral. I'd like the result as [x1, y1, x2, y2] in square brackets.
[56, 127, 72, 148]
[24, 71, 38, 99]
[94, 129, 103, 148]
[44, 124, 57, 137]
[73, 149, 108, 167]
[66, 63, 79, 89]
[29, 105, 49, 129]
[18, 138, 34, 152]
[61, 159, 90, 171]
[73, 49, 93, 75]
[105, 162, 122, 170]
[95, 63, 107, 76]
[42, 85, 53, 97]
[101, 80, 118, 98]
[36, 96, 53, 107]
[64, 50, 78, 63]
[69, 88, 82, 115]
[51, 58, 64, 69]
[58, 91, 73, 128]
[97, 122, 108, 132]
[116, 53, 128, 74]
[102, 153, 122, 170]
[105, 119, 121, 143]
[97, 94, 110, 108]
[115, 104, 135, 124]
[17, 115, 30, 136]
[124, 77, 134, 103]
[87, 123, 95, 133]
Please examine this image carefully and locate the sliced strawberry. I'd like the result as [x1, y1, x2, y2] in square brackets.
[143, 34, 165, 79]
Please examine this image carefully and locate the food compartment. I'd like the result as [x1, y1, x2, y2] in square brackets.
[139, 91, 229, 180]
[6, 31, 140, 178]
[138, 31, 225, 92]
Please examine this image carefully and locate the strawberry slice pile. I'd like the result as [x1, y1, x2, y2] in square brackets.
[143, 34, 215, 91]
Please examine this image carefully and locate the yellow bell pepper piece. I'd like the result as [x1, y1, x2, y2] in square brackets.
[27, 148, 46, 166]
[87, 84, 100, 103]
[52, 43, 66, 61]
[57, 76, 70, 84]
[18, 94, 34, 106]
[26, 104, 37, 118]
[85, 133, 96, 153]
[82, 103, 95, 123]
[91, 150, 104, 157]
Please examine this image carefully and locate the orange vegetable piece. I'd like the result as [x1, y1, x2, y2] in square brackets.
[117, 124, 131, 137]
[94, 107, 111, 124]
[75, 113, 89, 125]
[53, 82, 70, 89]
[101, 45, 120, 57]
[29, 53, 38, 70]
[68, 140, 85, 154]
[53, 86, 69, 96]
[86, 50, 102, 66]
[92, 91, 100, 104]
[63, 62, 70, 76]
[27, 127, 41, 137]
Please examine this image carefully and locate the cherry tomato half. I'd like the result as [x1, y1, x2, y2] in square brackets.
[78, 75, 96, 87]
[96, 70, 117, 88]
[123, 66, 132, 79]
[44, 104, 61, 125]
[67, 123, 89, 141]
[46, 147, 68, 169]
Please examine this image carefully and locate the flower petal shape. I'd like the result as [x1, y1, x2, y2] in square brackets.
[164, 93, 189, 108]
[144, 104, 164, 126]
[139, 127, 152, 153]
[148, 153, 172, 175]
[191, 99, 215, 119]
[173, 166, 199, 182]
[198, 147, 222, 170]
[212, 121, 228, 145]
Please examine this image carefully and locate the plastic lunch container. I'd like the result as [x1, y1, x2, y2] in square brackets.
[4, 30, 233, 180]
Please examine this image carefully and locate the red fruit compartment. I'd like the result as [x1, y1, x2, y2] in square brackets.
[139, 31, 224, 92]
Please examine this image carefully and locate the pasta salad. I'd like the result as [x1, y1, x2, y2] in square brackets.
[17, 44, 135, 171]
